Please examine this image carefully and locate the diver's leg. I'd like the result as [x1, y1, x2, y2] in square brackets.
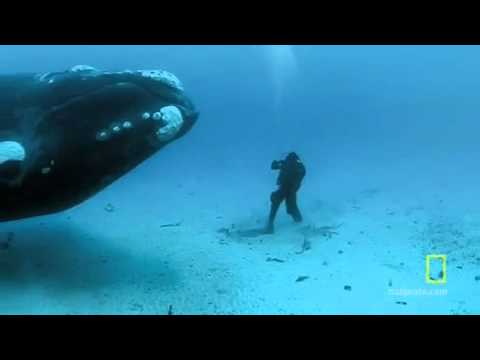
[265, 189, 285, 234]
[286, 190, 303, 223]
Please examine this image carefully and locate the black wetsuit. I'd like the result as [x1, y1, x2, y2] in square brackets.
[266, 152, 306, 233]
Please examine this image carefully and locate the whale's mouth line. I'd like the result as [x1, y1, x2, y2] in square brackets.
[43, 78, 181, 116]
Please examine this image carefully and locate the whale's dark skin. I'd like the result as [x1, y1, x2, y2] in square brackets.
[0, 66, 199, 222]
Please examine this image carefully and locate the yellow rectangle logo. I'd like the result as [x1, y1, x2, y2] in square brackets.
[425, 254, 447, 285]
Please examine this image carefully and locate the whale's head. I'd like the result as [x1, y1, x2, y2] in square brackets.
[0, 65, 199, 221]
[33, 65, 199, 145]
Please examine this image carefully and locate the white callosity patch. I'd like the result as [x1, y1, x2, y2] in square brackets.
[96, 120, 132, 141]
[96, 130, 110, 142]
[36, 73, 52, 83]
[36, 73, 57, 85]
[0, 141, 26, 165]
[37, 65, 99, 84]
[152, 112, 162, 121]
[37, 67, 185, 94]
[142, 112, 151, 120]
[103, 70, 134, 76]
[37, 73, 50, 81]
[137, 70, 184, 91]
[155, 106, 184, 141]
[70, 65, 99, 73]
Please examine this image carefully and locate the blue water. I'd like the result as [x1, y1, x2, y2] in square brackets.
[0, 45, 479, 314]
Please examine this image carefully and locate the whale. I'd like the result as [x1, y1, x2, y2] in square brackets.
[0, 65, 199, 222]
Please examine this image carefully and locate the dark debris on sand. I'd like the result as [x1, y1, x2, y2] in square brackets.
[298, 224, 342, 240]
[159, 221, 183, 228]
[294, 224, 342, 255]
[296, 236, 312, 255]
[129, 303, 144, 312]
[217, 226, 233, 237]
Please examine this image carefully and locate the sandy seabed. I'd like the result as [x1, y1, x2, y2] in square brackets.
[1, 176, 479, 315]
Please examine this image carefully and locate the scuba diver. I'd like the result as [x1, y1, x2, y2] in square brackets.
[265, 152, 306, 234]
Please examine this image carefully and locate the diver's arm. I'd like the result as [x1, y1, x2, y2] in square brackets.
[271, 160, 284, 170]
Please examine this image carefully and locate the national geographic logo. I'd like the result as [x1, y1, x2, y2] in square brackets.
[425, 254, 447, 285]
[387, 254, 449, 297]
